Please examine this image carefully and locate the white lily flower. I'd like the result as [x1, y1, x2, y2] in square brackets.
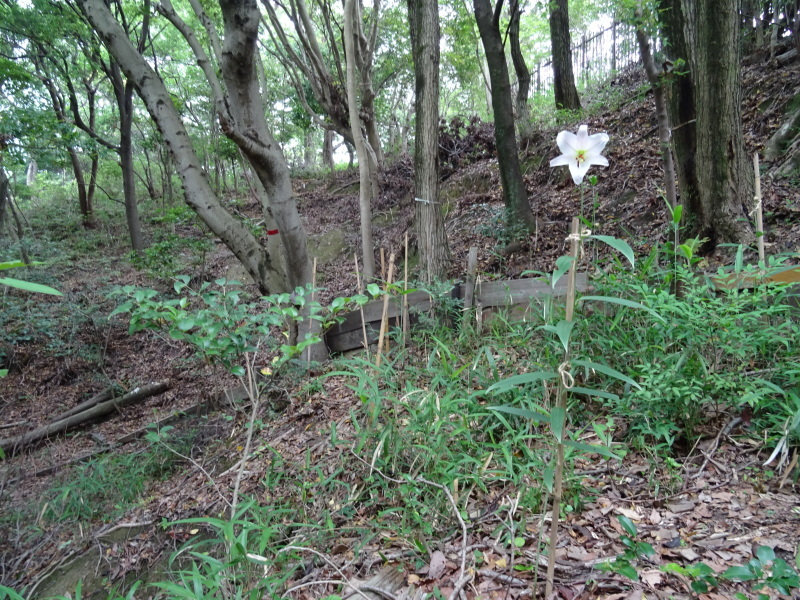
[549, 125, 609, 185]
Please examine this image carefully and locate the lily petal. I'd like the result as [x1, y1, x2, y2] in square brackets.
[550, 154, 572, 167]
[570, 160, 592, 185]
[556, 130, 580, 155]
[587, 155, 609, 167]
[585, 132, 610, 154]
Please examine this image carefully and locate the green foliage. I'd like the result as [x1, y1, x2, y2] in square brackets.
[43, 432, 190, 525]
[129, 234, 213, 281]
[599, 516, 656, 581]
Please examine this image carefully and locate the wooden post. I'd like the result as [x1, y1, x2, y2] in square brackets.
[375, 253, 396, 367]
[462, 247, 478, 330]
[380, 248, 386, 281]
[753, 153, 765, 267]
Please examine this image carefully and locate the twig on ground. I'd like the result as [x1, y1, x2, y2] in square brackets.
[349, 449, 470, 597]
[280, 546, 373, 600]
[692, 418, 741, 479]
[477, 569, 527, 586]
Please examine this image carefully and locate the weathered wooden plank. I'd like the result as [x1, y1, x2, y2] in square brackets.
[327, 290, 436, 335]
[473, 272, 587, 308]
[325, 274, 590, 352]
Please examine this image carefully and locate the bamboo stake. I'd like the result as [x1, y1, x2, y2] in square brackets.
[354, 253, 370, 354]
[380, 247, 386, 281]
[375, 253, 396, 367]
[306, 257, 317, 364]
[402, 233, 410, 348]
[753, 153, 765, 267]
[545, 218, 580, 599]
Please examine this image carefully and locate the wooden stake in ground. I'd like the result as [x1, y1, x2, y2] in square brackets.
[462, 247, 478, 331]
[380, 247, 386, 281]
[402, 233, 410, 348]
[545, 218, 580, 599]
[306, 257, 318, 364]
[375, 253, 396, 367]
[753, 153, 765, 266]
[354, 253, 370, 353]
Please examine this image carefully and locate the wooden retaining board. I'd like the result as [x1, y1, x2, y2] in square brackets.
[325, 273, 588, 352]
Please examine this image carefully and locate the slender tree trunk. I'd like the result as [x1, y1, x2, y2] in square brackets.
[509, 0, 532, 140]
[549, 0, 581, 110]
[473, 0, 536, 233]
[635, 10, 677, 211]
[323, 129, 335, 170]
[0, 167, 8, 237]
[344, 0, 375, 280]
[118, 83, 144, 251]
[408, 0, 450, 282]
[660, 0, 700, 225]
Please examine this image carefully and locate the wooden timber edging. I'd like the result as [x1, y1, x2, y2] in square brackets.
[325, 272, 589, 353]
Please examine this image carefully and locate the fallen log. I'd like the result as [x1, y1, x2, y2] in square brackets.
[53, 386, 117, 422]
[0, 381, 170, 457]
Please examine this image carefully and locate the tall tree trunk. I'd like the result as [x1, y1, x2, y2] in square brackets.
[0, 167, 8, 238]
[473, 0, 536, 233]
[660, 0, 700, 226]
[408, 0, 450, 282]
[118, 77, 145, 251]
[509, 0, 532, 139]
[322, 129, 335, 170]
[683, 0, 753, 247]
[344, 0, 376, 280]
[549, 0, 581, 110]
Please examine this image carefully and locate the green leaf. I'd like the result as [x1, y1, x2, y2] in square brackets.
[0, 369, 7, 378]
[366, 283, 382, 297]
[569, 386, 619, 401]
[543, 465, 554, 493]
[489, 406, 550, 423]
[616, 561, 639, 581]
[572, 359, 641, 390]
[552, 255, 575, 288]
[486, 371, 558, 394]
[722, 566, 758, 581]
[590, 235, 635, 268]
[672, 204, 683, 225]
[554, 320, 574, 352]
[755, 545, 775, 564]
[618, 515, 637, 537]
[690, 579, 711, 594]
[0, 277, 63, 296]
[0, 260, 27, 270]
[564, 440, 622, 460]
[177, 318, 196, 331]
[550, 406, 566, 442]
[578, 295, 665, 322]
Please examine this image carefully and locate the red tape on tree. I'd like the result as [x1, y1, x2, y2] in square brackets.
[267, 229, 280, 236]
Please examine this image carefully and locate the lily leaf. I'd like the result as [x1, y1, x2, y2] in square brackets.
[590, 235, 634, 268]
[489, 405, 550, 423]
[0, 277, 63, 296]
[572, 359, 641, 390]
[552, 255, 575, 288]
[486, 371, 558, 394]
[578, 295, 665, 322]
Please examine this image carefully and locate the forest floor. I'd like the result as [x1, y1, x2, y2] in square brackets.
[1, 54, 800, 600]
